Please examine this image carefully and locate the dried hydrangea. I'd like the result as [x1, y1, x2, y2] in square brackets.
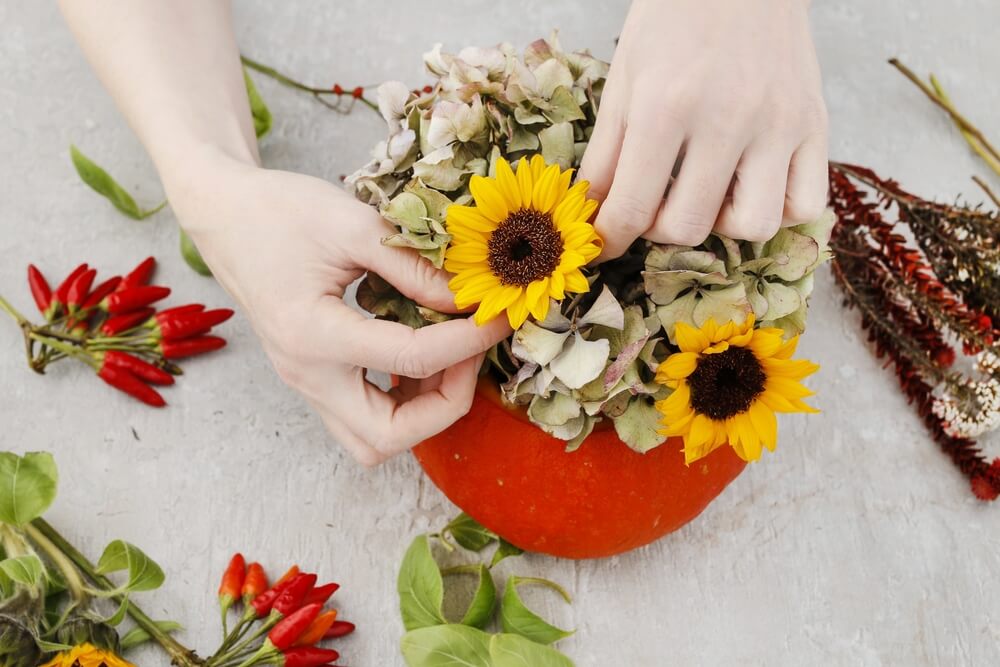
[348, 36, 830, 454]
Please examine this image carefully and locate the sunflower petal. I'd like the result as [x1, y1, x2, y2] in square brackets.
[469, 174, 509, 222]
[494, 157, 522, 210]
[657, 351, 699, 381]
[674, 321, 710, 353]
[563, 269, 590, 293]
[447, 205, 498, 233]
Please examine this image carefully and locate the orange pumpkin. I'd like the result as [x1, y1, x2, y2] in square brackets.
[414, 379, 746, 559]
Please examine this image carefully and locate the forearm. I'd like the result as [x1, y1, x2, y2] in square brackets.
[59, 1, 258, 188]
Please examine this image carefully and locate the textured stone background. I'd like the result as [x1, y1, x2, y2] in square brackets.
[2, 1, 999, 665]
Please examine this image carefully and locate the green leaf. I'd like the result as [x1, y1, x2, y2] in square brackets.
[398, 535, 447, 631]
[500, 576, 574, 645]
[179, 229, 212, 276]
[244, 71, 272, 138]
[95, 540, 165, 593]
[105, 595, 130, 626]
[444, 513, 497, 552]
[613, 397, 667, 454]
[400, 624, 492, 667]
[454, 565, 496, 629]
[69, 145, 166, 220]
[0, 451, 58, 526]
[120, 621, 183, 650]
[490, 633, 575, 667]
[0, 555, 44, 587]
[490, 539, 524, 568]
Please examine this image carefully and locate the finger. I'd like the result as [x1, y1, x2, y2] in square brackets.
[360, 241, 462, 314]
[334, 353, 484, 459]
[593, 116, 684, 260]
[313, 399, 388, 468]
[577, 79, 626, 203]
[647, 138, 742, 246]
[783, 133, 829, 224]
[714, 143, 792, 242]
[319, 297, 510, 377]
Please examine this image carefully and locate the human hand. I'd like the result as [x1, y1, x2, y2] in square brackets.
[580, 0, 828, 258]
[167, 149, 511, 466]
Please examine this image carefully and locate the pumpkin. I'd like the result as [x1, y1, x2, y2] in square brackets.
[414, 380, 746, 559]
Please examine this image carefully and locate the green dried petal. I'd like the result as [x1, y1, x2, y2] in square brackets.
[539, 122, 575, 170]
[613, 398, 667, 453]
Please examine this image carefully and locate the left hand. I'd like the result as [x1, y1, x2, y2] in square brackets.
[580, 0, 829, 259]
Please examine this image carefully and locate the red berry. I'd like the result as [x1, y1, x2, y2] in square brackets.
[332, 83, 343, 95]
[351, 86, 363, 99]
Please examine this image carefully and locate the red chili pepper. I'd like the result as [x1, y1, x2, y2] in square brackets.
[242, 562, 269, 604]
[302, 583, 339, 607]
[322, 620, 355, 640]
[156, 304, 205, 320]
[120, 256, 156, 290]
[281, 646, 340, 667]
[97, 360, 165, 407]
[293, 609, 338, 647]
[27, 265, 53, 316]
[80, 276, 122, 311]
[268, 603, 322, 651]
[104, 351, 174, 386]
[159, 335, 226, 359]
[218, 553, 246, 621]
[249, 568, 300, 619]
[156, 308, 234, 340]
[54, 263, 89, 308]
[66, 268, 97, 311]
[272, 573, 317, 618]
[103, 285, 171, 314]
[274, 566, 301, 588]
[100, 308, 155, 336]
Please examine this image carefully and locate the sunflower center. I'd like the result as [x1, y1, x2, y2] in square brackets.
[688, 346, 766, 420]
[487, 208, 564, 286]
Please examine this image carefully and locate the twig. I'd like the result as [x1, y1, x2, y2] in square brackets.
[973, 175, 1000, 207]
[889, 58, 1000, 177]
[240, 54, 379, 113]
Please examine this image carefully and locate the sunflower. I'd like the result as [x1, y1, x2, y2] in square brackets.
[39, 643, 136, 667]
[655, 315, 819, 464]
[444, 155, 603, 329]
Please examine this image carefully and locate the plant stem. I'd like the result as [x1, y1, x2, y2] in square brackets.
[240, 54, 379, 113]
[23, 522, 87, 604]
[0, 294, 29, 326]
[30, 518, 203, 667]
[28, 333, 96, 368]
[888, 58, 1000, 175]
[973, 175, 1000, 207]
[929, 75, 1000, 179]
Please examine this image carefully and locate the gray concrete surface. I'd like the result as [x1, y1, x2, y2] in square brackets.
[2, 1, 999, 665]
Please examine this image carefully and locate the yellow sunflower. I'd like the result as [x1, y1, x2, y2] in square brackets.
[40, 643, 135, 667]
[655, 315, 819, 464]
[444, 155, 603, 329]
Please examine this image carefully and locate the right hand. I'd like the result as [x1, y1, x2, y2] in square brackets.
[167, 149, 511, 467]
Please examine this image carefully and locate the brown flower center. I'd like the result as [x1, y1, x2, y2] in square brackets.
[688, 346, 766, 420]
[487, 209, 564, 286]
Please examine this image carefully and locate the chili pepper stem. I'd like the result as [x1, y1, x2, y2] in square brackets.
[0, 294, 29, 326]
[30, 518, 204, 667]
[207, 615, 279, 666]
[28, 333, 97, 368]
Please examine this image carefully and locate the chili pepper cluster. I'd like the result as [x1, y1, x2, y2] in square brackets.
[208, 554, 355, 667]
[7, 257, 232, 407]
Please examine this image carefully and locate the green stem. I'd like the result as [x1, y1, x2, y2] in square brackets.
[0, 294, 29, 325]
[27, 333, 96, 368]
[207, 615, 277, 667]
[30, 518, 203, 667]
[23, 523, 87, 604]
[240, 54, 380, 113]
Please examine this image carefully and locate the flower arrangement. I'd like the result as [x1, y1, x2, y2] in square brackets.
[347, 35, 830, 463]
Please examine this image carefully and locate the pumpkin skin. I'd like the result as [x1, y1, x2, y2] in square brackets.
[413, 380, 747, 559]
